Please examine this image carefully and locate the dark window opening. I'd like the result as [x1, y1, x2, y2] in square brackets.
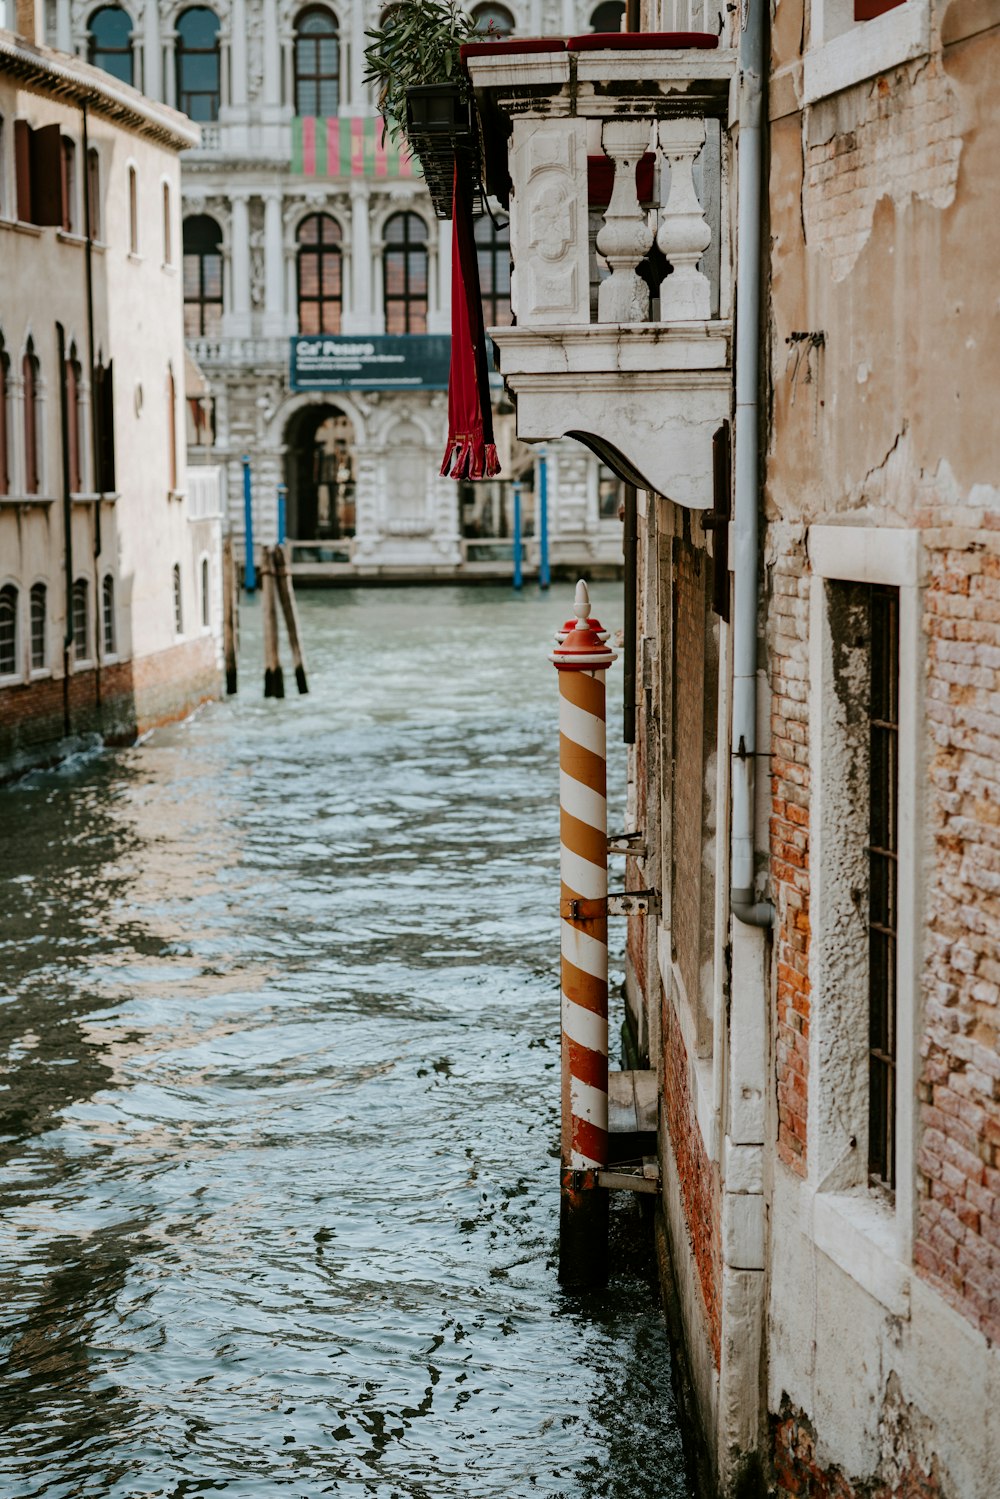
[60, 136, 76, 233]
[297, 212, 342, 334]
[93, 357, 116, 493]
[472, 3, 515, 35]
[183, 214, 224, 336]
[590, 1, 625, 29]
[88, 6, 134, 85]
[0, 583, 17, 676]
[383, 212, 428, 335]
[30, 581, 46, 669]
[0, 337, 9, 496]
[72, 577, 90, 660]
[294, 7, 340, 116]
[23, 340, 39, 495]
[176, 8, 221, 122]
[102, 573, 116, 655]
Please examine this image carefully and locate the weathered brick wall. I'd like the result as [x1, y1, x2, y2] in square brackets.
[769, 542, 812, 1175]
[773, 1390, 946, 1499]
[915, 528, 1000, 1345]
[662, 985, 722, 1368]
[0, 636, 220, 773]
[672, 539, 707, 1017]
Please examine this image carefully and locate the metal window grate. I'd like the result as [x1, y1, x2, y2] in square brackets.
[868, 583, 899, 1191]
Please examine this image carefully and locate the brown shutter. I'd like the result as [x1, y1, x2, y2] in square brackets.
[30, 123, 65, 227]
[14, 119, 32, 223]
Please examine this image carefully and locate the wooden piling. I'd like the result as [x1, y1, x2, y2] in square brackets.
[261, 549, 284, 699]
[222, 534, 238, 695]
[272, 544, 308, 695]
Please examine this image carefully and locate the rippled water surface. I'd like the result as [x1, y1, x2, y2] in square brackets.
[0, 587, 690, 1499]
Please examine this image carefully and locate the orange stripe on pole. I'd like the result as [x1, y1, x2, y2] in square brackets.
[560, 670, 607, 719]
[572, 1116, 608, 1165]
[567, 1036, 608, 1091]
[561, 955, 608, 1015]
[560, 806, 608, 865]
[559, 736, 607, 795]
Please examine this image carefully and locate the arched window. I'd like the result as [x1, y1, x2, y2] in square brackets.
[22, 339, 39, 496]
[72, 577, 89, 661]
[472, 3, 515, 35]
[87, 6, 134, 85]
[162, 181, 172, 264]
[383, 212, 428, 335]
[0, 336, 8, 497]
[0, 584, 17, 677]
[297, 213, 342, 334]
[183, 215, 223, 336]
[30, 582, 46, 670]
[128, 164, 138, 253]
[87, 146, 101, 239]
[475, 214, 511, 329]
[167, 365, 177, 490]
[176, 8, 221, 122]
[590, 0, 625, 29]
[102, 574, 116, 654]
[66, 349, 82, 494]
[173, 563, 183, 634]
[200, 556, 210, 627]
[294, 8, 340, 116]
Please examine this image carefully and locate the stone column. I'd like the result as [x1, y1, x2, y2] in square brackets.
[262, 0, 281, 106]
[163, 31, 177, 108]
[349, 1, 366, 111]
[281, 33, 294, 109]
[229, 0, 247, 107]
[371, 236, 385, 332]
[342, 181, 372, 333]
[143, 0, 161, 97]
[55, 0, 70, 55]
[219, 35, 232, 108]
[262, 189, 285, 335]
[229, 191, 252, 336]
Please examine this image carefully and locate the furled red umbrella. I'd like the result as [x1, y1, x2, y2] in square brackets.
[440, 160, 500, 480]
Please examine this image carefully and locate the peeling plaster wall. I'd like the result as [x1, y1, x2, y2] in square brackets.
[765, 0, 1000, 1493]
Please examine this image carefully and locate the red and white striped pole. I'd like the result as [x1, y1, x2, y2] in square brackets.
[552, 579, 617, 1286]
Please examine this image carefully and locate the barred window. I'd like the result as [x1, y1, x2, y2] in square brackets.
[72, 577, 90, 661]
[0, 583, 17, 676]
[102, 574, 116, 656]
[30, 582, 46, 670]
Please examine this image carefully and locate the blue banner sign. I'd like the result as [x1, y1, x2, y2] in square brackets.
[290, 334, 451, 392]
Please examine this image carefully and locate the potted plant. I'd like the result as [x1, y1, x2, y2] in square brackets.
[364, 1, 481, 218]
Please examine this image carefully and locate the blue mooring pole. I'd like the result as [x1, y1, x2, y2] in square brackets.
[539, 448, 550, 590]
[242, 455, 256, 594]
[512, 481, 523, 590]
[277, 483, 287, 547]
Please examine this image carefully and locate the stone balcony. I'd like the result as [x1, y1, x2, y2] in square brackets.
[466, 35, 737, 506]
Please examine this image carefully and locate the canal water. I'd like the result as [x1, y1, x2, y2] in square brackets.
[0, 587, 691, 1499]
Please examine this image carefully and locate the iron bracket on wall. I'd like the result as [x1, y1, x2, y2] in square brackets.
[560, 891, 660, 919]
[607, 830, 646, 857]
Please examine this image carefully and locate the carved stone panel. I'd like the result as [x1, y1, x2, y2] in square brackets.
[510, 120, 590, 327]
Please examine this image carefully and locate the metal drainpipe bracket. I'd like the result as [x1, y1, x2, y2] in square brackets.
[560, 891, 660, 919]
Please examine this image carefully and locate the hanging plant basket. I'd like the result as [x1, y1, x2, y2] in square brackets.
[405, 83, 482, 219]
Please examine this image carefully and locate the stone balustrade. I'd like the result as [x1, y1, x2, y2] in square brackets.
[466, 38, 737, 503]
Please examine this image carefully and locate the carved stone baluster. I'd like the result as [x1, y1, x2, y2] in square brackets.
[596, 121, 654, 325]
[657, 118, 712, 322]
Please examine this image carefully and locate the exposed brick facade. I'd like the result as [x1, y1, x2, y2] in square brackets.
[662, 986, 722, 1369]
[769, 545, 812, 1175]
[0, 636, 220, 774]
[915, 531, 1000, 1345]
[772, 1394, 946, 1499]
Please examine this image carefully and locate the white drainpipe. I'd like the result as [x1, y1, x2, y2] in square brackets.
[731, 0, 774, 929]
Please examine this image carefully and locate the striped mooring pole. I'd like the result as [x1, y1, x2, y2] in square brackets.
[551, 579, 617, 1286]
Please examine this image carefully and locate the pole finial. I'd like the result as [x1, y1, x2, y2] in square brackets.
[551, 578, 617, 673]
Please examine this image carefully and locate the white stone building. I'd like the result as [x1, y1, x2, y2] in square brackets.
[0, 7, 224, 772]
[50, 0, 627, 581]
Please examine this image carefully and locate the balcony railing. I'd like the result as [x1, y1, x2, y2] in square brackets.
[466, 34, 737, 505]
[189, 336, 289, 368]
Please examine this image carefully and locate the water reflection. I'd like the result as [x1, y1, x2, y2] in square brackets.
[0, 587, 691, 1498]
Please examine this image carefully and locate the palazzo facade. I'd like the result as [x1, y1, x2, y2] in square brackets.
[53, 0, 626, 580]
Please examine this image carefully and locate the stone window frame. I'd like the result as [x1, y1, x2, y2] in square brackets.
[806, 525, 924, 1317]
[802, 0, 931, 106]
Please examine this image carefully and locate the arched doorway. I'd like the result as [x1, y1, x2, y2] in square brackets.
[285, 404, 356, 542]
